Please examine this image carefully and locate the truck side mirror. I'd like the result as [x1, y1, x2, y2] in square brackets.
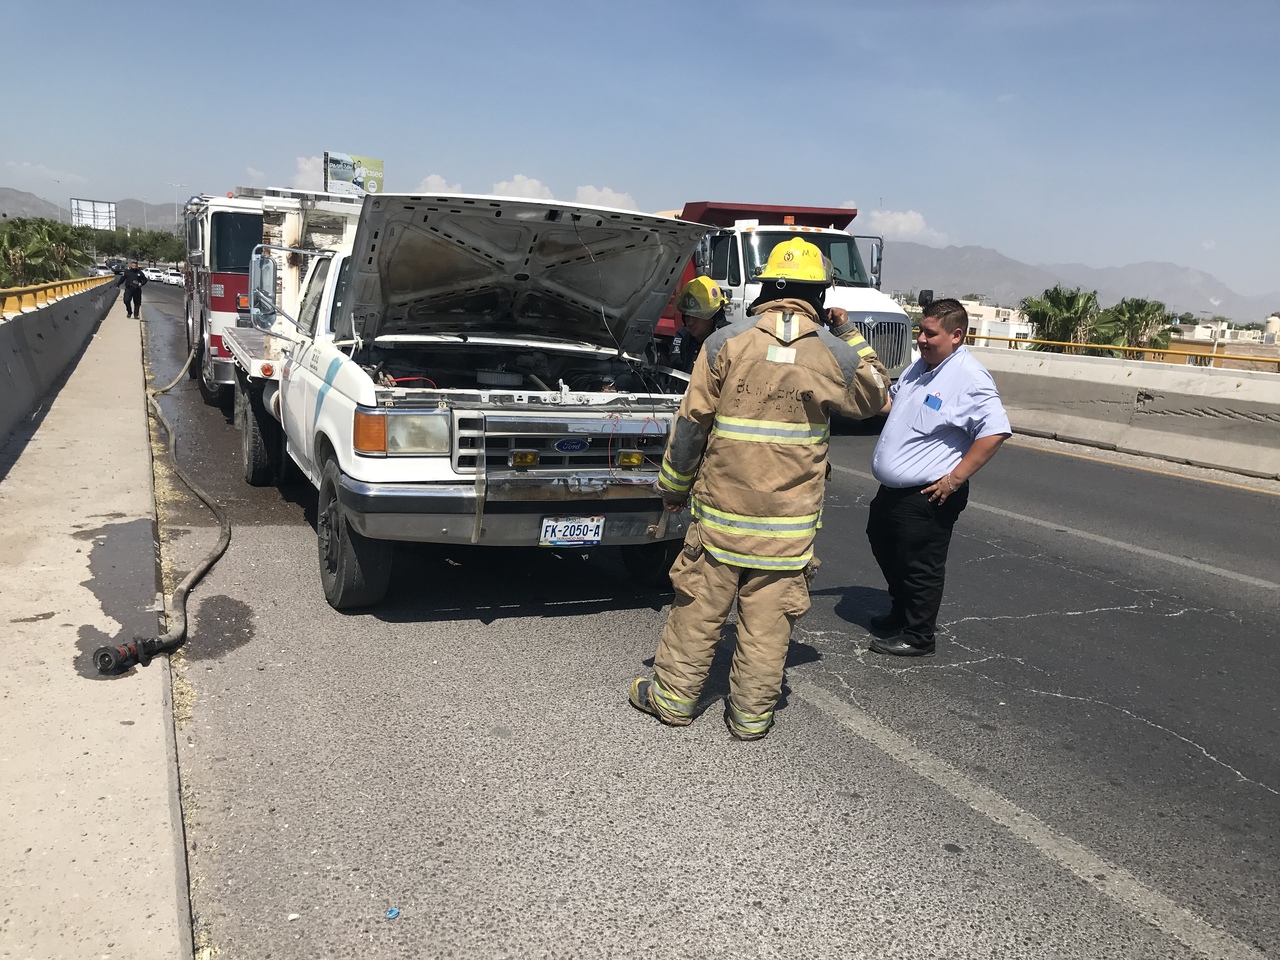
[693, 235, 712, 274]
[869, 239, 883, 290]
[249, 251, 277, 331]
[918, 289, 934, 309]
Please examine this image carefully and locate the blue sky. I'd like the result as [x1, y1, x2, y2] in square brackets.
[4, 0, 1277, 294]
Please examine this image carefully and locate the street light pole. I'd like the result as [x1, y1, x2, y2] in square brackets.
[165, 181, 187, 234]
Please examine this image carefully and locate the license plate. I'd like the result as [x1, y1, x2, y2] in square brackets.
[539, 516, 605, 547]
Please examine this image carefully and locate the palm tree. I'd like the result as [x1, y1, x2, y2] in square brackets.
[0, 218, 93, 286]
[0, 219, 49, 287]
[41, 221, 89, 281]
[1100, 297, 1177, 350]
[1019, 285, 1102, 351]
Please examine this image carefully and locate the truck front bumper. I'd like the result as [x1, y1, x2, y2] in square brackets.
[336, 475, 689, 546]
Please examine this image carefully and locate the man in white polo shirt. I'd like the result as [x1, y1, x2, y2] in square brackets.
[865, 297, 1011, 657]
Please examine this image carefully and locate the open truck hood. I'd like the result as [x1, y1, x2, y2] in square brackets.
[338, 194, 709, 356]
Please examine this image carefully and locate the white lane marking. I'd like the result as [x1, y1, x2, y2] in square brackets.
[829, 464, 1279, 590]
[794, 681, 1266, 960]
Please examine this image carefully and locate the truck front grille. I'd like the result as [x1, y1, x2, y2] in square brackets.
[452, 414, 669, 474]
[853, 317, 911, 374]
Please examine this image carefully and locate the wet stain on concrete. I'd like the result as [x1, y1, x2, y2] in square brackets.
[11, 611, 56, 623]
[184, 594, 255, 661]
[72, 518, 160, 680]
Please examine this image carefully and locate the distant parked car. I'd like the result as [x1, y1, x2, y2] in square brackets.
[143, 267, 165, 283]
[165, 269, 184, 286]
[90, 264, 115, 277]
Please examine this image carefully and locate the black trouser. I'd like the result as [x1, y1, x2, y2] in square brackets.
[865, 481, 969, 646]
[124, 287, 142, 316]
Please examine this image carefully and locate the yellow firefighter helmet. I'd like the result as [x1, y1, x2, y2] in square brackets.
[675, 276, 728, 320]
[756, 237, 833, 285]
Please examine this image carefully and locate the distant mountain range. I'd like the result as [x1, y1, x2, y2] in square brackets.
[881, 241, 1280, 323]
[0, 187, 179, 231]
[4, 186, 1276, 320]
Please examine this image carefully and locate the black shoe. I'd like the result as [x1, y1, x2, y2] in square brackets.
[869, 609, 905, 632]
[869, 635, 936, 657]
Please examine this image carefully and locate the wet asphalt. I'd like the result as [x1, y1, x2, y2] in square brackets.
[139, 285, 1280, 959]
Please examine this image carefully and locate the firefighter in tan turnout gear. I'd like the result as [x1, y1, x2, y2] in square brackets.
[629, 237, 890, 740]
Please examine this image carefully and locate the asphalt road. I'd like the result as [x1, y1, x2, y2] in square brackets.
[139, 285, 1280, 960]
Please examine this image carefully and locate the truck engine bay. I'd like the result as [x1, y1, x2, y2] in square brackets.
[356, 342, 689, 400]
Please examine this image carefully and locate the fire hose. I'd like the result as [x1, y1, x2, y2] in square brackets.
[93, 344, 232, 673]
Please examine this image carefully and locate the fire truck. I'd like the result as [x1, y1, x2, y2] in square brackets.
[655, 201, 914, 379]
[183, 192, 264, 405]
[183, 187, 362, 405]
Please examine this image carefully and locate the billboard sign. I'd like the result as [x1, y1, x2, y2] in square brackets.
[70, 199, 117, 231]
[323, 152, 384, 196]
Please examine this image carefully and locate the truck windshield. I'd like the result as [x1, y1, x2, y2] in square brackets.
[210, 212, 263, 274]
[742, 232, 871, 287]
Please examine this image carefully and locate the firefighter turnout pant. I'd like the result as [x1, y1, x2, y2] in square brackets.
[649, 524, 811, 736]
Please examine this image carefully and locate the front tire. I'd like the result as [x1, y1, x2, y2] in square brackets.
[317, 458, 393, 609]
[235, 377, 280, 487]
[621, 540, 682, 588]
[185, 305, 201, 381]
[196, 318, 229, 408]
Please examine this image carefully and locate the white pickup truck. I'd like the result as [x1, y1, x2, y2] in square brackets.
[238, 193, 707, 609]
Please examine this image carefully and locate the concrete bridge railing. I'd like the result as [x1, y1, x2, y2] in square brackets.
[974, 346, 1280, 480]
[1, 277, 118, 440]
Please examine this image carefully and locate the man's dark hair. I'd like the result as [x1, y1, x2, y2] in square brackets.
[922, 298, 968, 333]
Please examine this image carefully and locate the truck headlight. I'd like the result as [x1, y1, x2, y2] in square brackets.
[354, 408, 451, 456]
[387, 412, 451, 455]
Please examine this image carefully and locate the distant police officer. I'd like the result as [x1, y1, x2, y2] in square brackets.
[669, 276, 728, 373]
[629, 238, 889, 741]
[865, 297, 1011, 657]
[117, 261, 148, 319]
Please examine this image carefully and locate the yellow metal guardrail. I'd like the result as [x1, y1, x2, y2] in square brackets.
[0, 275, 116, 321]
[964, 333, 1280, 374]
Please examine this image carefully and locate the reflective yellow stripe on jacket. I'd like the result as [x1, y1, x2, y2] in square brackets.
[691, 499, 820, 540]
[712, 415, 830, 446]
[842, 329, 876, 360]
[702, 542, 813, 571]
[659, 459, 695, 494]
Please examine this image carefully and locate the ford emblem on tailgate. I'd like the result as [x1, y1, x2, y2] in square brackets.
[555, 438, 590, 453]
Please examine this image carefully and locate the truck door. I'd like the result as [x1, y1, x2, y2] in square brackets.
[280, 256, 333, 479]
[705, 231, 746, 322]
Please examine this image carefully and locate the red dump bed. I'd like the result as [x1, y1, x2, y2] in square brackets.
[656, 202, 860, 338]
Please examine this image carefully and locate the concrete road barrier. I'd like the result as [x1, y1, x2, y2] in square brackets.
[975, 347, 1280, 480]
[0, 282, 118, 440]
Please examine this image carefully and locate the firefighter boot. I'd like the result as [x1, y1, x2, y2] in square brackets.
[629, 677, 696, 727]
[723, 699, 774, 742]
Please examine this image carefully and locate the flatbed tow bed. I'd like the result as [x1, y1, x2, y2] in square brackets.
[222, 326, 290, 383]
[222, 326, 291, 485]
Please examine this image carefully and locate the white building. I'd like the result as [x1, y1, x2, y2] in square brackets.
[1175, 320, 1262, 343]
[959, 299, 1034, 347]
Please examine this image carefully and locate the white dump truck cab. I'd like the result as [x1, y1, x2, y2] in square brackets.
[666, 202, 914, 378]
[247, 193, 708, 609]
